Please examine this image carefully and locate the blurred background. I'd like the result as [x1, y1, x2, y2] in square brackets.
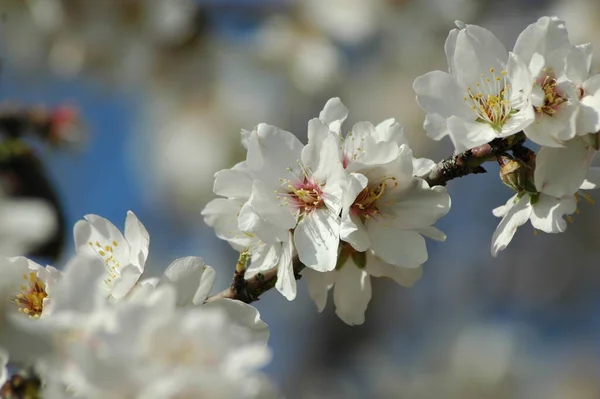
[1, 0, 600, 397]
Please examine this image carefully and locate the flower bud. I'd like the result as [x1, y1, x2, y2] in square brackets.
[497, 154, 536, 194]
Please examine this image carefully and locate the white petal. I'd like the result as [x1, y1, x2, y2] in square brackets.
[124, 210, 150, 271]
[445, 28, 459, 75]
[341, 212, 371, 252]
[535, 138, 594, 197]
[110, 264, 143, 299]
[447, 116, 497, 152]
[366, 253, 423, 287]
[578, 76, 600, 134]
[530, 194, 576, 233]
[275, 234, 296, 300]
[513, 16, 570, 66]
[412, 158, 436, 178]
[203, 299, 269, 345]
[303, 268, 335, 313]
[368, 223, 427, 268]
[389, 180, 450, 229]
[294, 210, 339, 272]
[375, 118, 408, 146]
[302, 118, 334, 172]
[567, 43, 593, 84]
[246, 123, 304, 189]
[491, 195, 532, 257]
[247, 243, 280, 274]
[333, 261, 372, 325]
[423, 113, 451, 141]
[342, 172, 368, 209]
[524, 113, 572, 148]
[241, 180, 297, 231]
[493, 194, 519, 218]
[213, 167, 253, 198]
[319, 97, 348, 134]
[74, 215, 129, 262]
[413, 71, 472, 120]
[452, 24, 508, 88]
[506, 52, 534, 104]
[158, 257, 213, 306]
[202, 198, 253, 250]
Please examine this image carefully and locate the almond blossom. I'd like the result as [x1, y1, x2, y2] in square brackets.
[74, 211, 149, 299]
[233, 123, 346, 299]
[302, 98, 450, 324]
[491, 166, 600, 256]
[413, 22, 535, 152]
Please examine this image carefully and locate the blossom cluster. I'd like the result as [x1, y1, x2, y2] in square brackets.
[203, 98, 451, 324]
[0, 213, 274, 398]
[413, 16, 600, 255]
[2, 14, 600, 398]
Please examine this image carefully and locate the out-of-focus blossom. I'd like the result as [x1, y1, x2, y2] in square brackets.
[74, 211, 149, 299]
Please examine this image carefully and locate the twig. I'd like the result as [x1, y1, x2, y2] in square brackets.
[423, 132, 526, 187]
[205, 256, 304, 304]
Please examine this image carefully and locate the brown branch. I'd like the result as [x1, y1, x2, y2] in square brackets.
[205, 256, 305, 304]
[207, 132, 529, 304]
[423, 132, 526, 187]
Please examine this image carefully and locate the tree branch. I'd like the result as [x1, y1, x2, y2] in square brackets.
[423, 132, 526, 187]
[206, 132, 528, 304]
[205, 256, 304, 304]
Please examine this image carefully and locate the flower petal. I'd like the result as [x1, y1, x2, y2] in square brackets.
[413, 71, 472, 120]
[124, 211, 150, 271]
[275, 234, 296, 301]
[530, 194, 576, 233]
[294, 209, 339, 272]
[491, 194, 532, 257]
[366, 253, 423, 287]
[303, 268, 335, 313]
[319, 97, 348, 134]
[447, 116, 497, 152]
[452, 24, 508, 88]
[535, 138, 594, 197]
[368, 223, 427, 268]
[389, 180, 450, 229]
[333, 261, 372, 325]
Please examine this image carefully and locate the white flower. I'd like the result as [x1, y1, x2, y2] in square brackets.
[131, 256, 216, 307]
[513, 16, 600, 147]
[74, 211, 149, 299]
[0, 256, 60, 319]
[202, 161, 296, 300]
[534, 137, 596, 198]
[49, 286, 274, 399]
[304, 99, 450, 324]
[235, 123, 346, 299]
[491, 166, 600, 256]
[413, 22, 535, 152]
[318, 97, 437, 176]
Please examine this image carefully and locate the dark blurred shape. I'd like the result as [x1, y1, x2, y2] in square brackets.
[0, 105, 83, 261]
[0, 368, 41, 399]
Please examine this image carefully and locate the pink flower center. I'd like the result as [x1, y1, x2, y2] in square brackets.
[351, 177, 397, 220]
[283, 179, 324, 214]
[535, 73, 568, 116]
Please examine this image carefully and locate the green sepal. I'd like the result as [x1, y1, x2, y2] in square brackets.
[351, 251, 367, 269]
